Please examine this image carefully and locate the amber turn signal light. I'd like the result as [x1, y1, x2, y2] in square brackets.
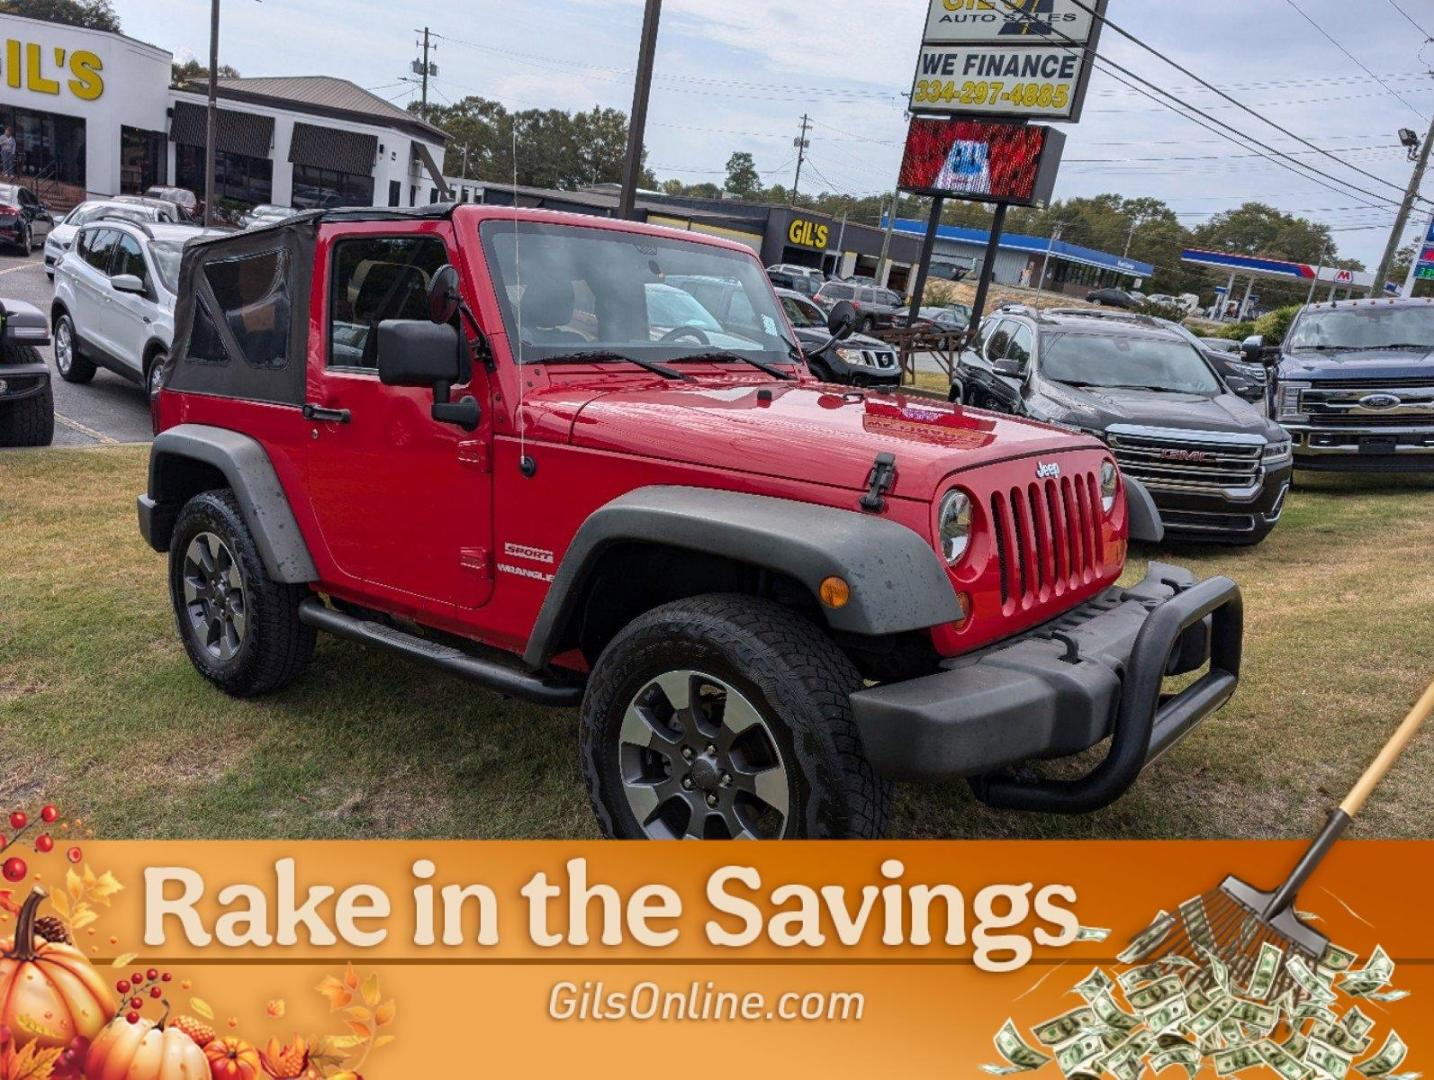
[819, 576, 851, 609]
[952, 591, 972, 630]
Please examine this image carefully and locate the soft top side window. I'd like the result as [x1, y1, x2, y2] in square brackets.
[203, 248, 292, 370]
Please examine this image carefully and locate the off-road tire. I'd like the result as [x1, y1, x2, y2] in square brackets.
[169, 489, 315, 697]
[53, 314, 96, 383]
[580, 594, 890, 840]
[0, 355, 54, 447]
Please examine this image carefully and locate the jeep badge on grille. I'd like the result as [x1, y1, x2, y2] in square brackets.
[1035, 461, 1061, 479]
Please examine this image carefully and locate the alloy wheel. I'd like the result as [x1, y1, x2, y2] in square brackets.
[618, 670, 791, 840]
[55, 319, 73, 376]
[147, 354, 166, 401]
[181, 532, 248, 662]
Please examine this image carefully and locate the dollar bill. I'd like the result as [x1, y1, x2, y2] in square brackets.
[1187, 986, 1212, 1014]
[985, 1019, 1053, 1074]
[1188, 997, 1237, 1039]
[1364, 989, 1410, 1004]
[1229, 999, 1279, 1034]
[1073, 967, 1115, 1002]
[1356, 1032, 1408, 1078]
[1341, 947, 1395, 997]
[1259, 1039, 1313, 1080]
[1343, 1007, 1375, 1040]
[1090, 991, 1140, 1034]
[1245, 941, 1285, 1001]
[1056, 1033, 1107, 1076]
[1152, 1043, 1201, 1079]
[1214, 1044, 1264, 1076]
[1128, 974, 1186, 1014]
[1146, 996, 1192, 1034]
[1312, 1020, 1373, 1057]
[1075, 925, 1112, 942]
[1200, 945, 1233, 994]
[1320, 943, 1359, 973]
[1033, 1006, 1098, 1047]
[1284, 1032, 1310, 1060]
[1119, 962, 1170, 992]
[1306, 1037, 1354, 1079]
[1288, 954, 1339, 1005]
[1118, 911, 1175, 964]
[1180, 895, 1217, 952]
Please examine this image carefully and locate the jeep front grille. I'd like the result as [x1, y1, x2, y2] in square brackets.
[989, 470, 1103, 610]
[1106, 425, 1263, 497]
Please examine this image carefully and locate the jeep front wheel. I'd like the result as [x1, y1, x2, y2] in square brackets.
[580, 595, 889, 840]
[169, 489, 315, 697]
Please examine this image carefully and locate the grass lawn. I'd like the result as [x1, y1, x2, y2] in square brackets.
[3, 445, 1433, 841]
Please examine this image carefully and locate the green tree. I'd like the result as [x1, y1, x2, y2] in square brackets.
[0, 0, 119, 31]
[171, 59, 241, 86]
[723, 151, 760, 198]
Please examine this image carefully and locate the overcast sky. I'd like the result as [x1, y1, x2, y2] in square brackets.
[117, 0, 1434, 267]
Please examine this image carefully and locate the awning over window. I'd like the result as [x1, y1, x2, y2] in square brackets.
[171, 101, 274, 159]
[410, 141, 451, 198]
[288, 123, 376, 177]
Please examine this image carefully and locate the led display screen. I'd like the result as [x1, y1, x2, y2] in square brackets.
[898, 118, 1063, 206]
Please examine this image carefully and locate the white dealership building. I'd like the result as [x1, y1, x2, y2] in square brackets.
[0, 11, 448, 213]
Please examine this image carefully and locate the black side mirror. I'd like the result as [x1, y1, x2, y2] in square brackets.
[992, 358, 1022, 378]
[376, 320, 479, 431]
[1240, 333, 1264, 363]
[826, 299, 857, 340]
[428, 264, 460, 325]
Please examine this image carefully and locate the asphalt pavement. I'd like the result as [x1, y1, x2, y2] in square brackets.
[0, 249, 154, 447]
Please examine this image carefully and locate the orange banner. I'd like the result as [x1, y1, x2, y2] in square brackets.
[0, 840, 1426, 1077]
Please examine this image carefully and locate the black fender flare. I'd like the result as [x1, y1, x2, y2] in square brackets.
[145, 424, 318, 583]
[522, 485, 963, 668]
[1124, 475, 1165, 544]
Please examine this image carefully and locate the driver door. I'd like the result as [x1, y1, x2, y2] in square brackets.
[304, 226, 495, 613]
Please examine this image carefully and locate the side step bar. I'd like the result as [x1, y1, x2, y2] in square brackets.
[298, 599, 583, 707]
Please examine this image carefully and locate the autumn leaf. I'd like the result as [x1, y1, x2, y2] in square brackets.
[342, 963, 359, 990]
[3, 1041, 63, 1080]
[265, 999, 286, 1019]
[65, 869, 83, 905]
[360, 973, 381, 1008]
[190, 997, 215, 1021]
[315, 975, 353, 1011]
[373, 1000, 396, 1027]
[111, 953, 138, 968]
[373, 1034, 396, 1050]
[71, 908, 98, 931]
[344, 1021, 371, 1040]
[342, 1006, 371, 1025]
[320, 1035, 365, 1053]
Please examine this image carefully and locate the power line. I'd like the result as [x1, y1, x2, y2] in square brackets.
[1051, 0, 1418, 198]
[1384, 0, 1434, 40]
[1280, 0, 1428, 119]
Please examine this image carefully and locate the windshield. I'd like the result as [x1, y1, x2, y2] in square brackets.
[779, 294, 825, 329]
[1041, 332, 1225, 394]
[150, 240, 186, 293]
[480, 220, 793, 364]
[1286, 305, 1434, 351]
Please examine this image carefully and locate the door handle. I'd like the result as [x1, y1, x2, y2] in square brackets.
[302, 403, 351, 424]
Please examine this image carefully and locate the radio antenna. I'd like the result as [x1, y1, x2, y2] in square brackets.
[512, 122, 534, 477]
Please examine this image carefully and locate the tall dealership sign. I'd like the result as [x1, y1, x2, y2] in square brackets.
[898, 0, 1108, 328]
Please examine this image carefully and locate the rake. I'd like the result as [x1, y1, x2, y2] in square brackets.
[1143, 676, 1434, 1002]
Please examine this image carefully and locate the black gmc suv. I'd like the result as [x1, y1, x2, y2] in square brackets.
[1253, 296, 1434, 472]
[954, 305, 1291, 544]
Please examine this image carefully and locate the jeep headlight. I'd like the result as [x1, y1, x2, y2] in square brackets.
[1263, 439, 1292, 465]
[937, 489, 973, 564]
[836, 346, 872, 367]
[1100, 460, 1118, 513]
[1277, 381, 1310, 422]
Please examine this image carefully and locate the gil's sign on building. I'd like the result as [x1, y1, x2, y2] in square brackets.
[912, 0, 1108, 122]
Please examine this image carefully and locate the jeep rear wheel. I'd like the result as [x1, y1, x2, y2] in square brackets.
[169, 489, 315, 697]
[580, 595, 889, 840]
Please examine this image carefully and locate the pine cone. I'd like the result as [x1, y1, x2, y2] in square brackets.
[33, 915, 69, 944]
[171, 1016, 216, 1048]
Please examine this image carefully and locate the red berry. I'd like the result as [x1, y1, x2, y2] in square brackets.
[161, 972, 172, 982]
[34, 834, 53, 853]
[149, 987, 162, 999]
[40, 806, 58, 823]
[2, 857, 27, 883]
[8, 812, 25, 831]
[66, 846, 82, 864]
[146, 968, 158, 981]
[125, 1012, 139, 1025]
[129, 997, 142, 1010]
[116, 980, 130, 994]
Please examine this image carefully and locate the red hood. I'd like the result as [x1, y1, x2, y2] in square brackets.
[557, 380, 1102, 500]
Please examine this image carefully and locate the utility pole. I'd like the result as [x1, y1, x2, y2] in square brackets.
[1374, 114, 1434, 293]
[790, 114, 811, 205]
[204, 0, 219, 227]
[618, 0, 662, 221]
[1122, 217, 1138, 259]
[413, 28, 436, 122]
[877, 189, 900, 286]
[1039, 223, 1063, 295]
[1306, 243, 1329, 305]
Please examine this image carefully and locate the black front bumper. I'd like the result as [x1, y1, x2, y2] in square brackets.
[850, 563, 1242, 813]
[0, 361, 50, 402]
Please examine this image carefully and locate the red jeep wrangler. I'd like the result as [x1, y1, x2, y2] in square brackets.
[137, 204, 1243, 839]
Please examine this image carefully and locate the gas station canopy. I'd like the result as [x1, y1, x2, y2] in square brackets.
[1181, 247, 1374, 291]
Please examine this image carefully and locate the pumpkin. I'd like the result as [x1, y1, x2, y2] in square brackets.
[84, 1016, 209, 1080]
[204, 1036, 261, 1080]
[0, 888, 114, 1050]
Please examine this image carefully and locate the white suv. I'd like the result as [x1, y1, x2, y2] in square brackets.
[51, 218, 220, 400]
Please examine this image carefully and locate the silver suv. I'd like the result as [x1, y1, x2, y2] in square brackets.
[51, 218, 220, 401]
